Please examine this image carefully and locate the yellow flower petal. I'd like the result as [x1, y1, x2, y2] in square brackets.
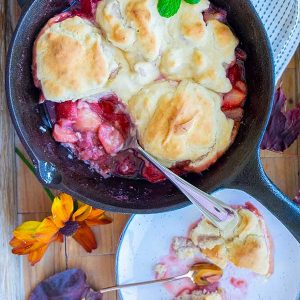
[51, 193, 74, 228]
[14, 221, 41, 234]
[34, 217, 59, 243]
[72, 205, 92, 222]
[77, 201, 85, 208]
[13, 221, 41, 242]
[85, 210, 113, 227]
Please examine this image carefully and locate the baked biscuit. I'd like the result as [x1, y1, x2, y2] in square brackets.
[184, 112, 235, 173]
[161, 3, 238, 93]
[190, 208, 272, 275]
[105, 48, 160, 102]
[34, 16, 117, 102]
[96, 0, 163, 62]
[128, 80, 233, 167]
[175, 289, 223, 300]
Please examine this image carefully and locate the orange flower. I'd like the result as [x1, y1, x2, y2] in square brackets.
[10, 193, 112, 265]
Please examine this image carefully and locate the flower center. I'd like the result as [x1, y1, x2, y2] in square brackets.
[59, 221, 79, 236]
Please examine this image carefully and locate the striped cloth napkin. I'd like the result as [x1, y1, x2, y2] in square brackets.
[251, 0, 300, 81]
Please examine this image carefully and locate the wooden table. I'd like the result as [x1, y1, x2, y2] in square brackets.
[0, 1, 299, 299]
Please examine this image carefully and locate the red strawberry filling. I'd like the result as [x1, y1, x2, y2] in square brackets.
[53, 119, 79, 143]
[98, 122, 124, 154]
[52, 96, 135, 177]
[203, 4, 227, 23]
[142, 163, 166, 183]
[222, 59, 247, 119]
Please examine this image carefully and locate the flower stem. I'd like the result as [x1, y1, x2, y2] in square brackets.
[64, 236, 69, 270]
[15, 147, 55, 202]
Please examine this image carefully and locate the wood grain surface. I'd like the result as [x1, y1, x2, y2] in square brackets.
[0, 1, 299, 299]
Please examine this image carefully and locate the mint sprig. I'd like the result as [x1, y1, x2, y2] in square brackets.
[184, 0, 200, 4]
[157, 0, 201, 18]
[157, 0, 181, 18]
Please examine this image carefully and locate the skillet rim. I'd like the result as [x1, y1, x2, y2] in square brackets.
[5, 0, 275, 214]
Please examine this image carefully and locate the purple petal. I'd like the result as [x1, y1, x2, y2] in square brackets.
[29, 268, 102, 300]
[261, 87, 300, 152]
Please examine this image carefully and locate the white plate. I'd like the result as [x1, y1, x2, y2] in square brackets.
[116, 189, 300, 300]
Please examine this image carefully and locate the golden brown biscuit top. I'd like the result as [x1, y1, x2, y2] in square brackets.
[35, 16, 117, 102]
[96, 0, 161, 62]
[161, 8, 238, 93]
[128, 80, 232, 166]
[190, 208, 271, 275]
[36, 0, 239, 103]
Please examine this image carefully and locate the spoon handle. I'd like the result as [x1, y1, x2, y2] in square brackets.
[100, 273, 188, 293]
[137, 146, 239, 231]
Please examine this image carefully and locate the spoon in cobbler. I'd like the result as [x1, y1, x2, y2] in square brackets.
[125, 133, 240, 232]
[41, 98, 239, 231]
[100, 263, 223, 293]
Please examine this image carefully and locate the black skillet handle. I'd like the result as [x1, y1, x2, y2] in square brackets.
[227, 150, 300, 242]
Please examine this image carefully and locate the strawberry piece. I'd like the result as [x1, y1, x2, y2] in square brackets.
[203, 6, 227, 23]
[227, 64, 242, 85]
[99, 98, 117, 115]
[98, 96, 124, 117]
[80, 0, 92, 16]
[56, 101, 78, 121]
[52, 12, 72, 24]
[142, 163, 165, 183]
[89, 102, 103, 116]
[244, 202, 262, 217]
[112, 114, 130, 137]
[235, 80, 247, 93]
[223, 107, 244, 121]
[77, 0, 98, 17]
[53, 124, 78, 143]
[39, 93, 46, 103]
[90, 99, 131, 137]
[73, 108, 101, 132]
[222, 87, 246, 109]
[98, 123, 124, 154]
[77, 132, 105, 161]
[235, 48, 247, 61]
[115, 155, 137, 176]
[78, 147, 105, 161]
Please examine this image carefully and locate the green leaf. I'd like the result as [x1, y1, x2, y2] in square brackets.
[184, 0, 201, 4]
[157, 0, 181, 18]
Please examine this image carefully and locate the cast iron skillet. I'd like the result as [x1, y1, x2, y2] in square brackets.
[6, 0, 300, 241]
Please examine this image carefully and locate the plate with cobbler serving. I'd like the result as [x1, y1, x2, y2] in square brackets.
[116, 189, 300, 300]
[5, 0, 300, 238]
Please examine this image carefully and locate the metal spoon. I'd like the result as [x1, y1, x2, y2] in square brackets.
[100, 263, 223, 294]
[127, 136, 240, 232]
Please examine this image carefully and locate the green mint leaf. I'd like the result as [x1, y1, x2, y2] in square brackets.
[184, 0, 201, 4]
[157, 0, 181, 18]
